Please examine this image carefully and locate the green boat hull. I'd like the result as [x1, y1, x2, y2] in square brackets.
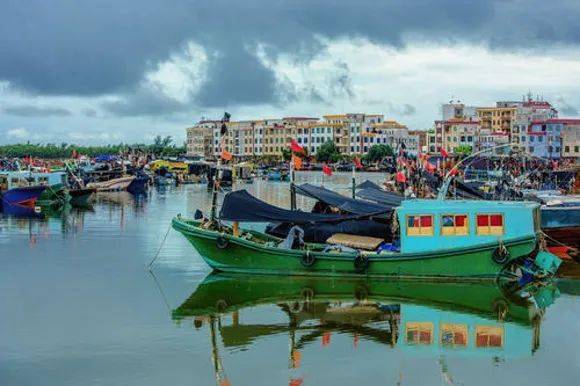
[172, 217, 538, 279]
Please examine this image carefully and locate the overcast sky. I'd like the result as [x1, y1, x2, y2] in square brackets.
[1, 0, 580, 145]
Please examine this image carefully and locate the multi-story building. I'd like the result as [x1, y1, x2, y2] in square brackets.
[561, 119, 580, 158]
[521, 119, 564, 159]
[186, 120, 217, 159]
[476, 105, 517, 135]
[432, 118, 480, 154]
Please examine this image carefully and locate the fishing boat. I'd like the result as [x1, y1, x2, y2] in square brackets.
[69, 187, 96, 207]
[0, 171, 68, 211]
[86, 175, 136, 192]
[267, 168, 289, 181]
[126, 171, 150, 194]
[172, 189, 561, 279]
[0, 173, 46, 212]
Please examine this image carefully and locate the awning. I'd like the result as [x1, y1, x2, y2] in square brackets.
[296, 183, 394, 214]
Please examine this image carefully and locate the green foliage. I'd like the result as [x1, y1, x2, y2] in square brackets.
[364, 144, 393, 162]
[281, 148, 292, 161]
[0, 137, 186, 159]
[315, 140, 342, 163]
[455, 145, 473, 156]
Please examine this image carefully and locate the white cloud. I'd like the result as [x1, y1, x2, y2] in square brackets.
[144, 41, 210, 103]
[6, 127, 30, 139]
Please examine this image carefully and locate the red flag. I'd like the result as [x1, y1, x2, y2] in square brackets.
[424, 161, 436, 172]
[220, 149, 233, 161]
[396, 171, 407, 183]
[291, 154, 302, 170]
[322, 164, 333, 176]
[353, 157, 363, 169]
[72, 149, 78, 159]
[440, 147, 449, 158]
[290, 139, 305, 153]
[322, 331, 331, 346]
[450, 168, 459, 176]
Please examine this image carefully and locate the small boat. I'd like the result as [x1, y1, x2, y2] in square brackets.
[69, 187, 96, 207]
[126, 172, 150, 194]
[173, 190, 561, 280]
[267, 168, 289, 181]
[86, 175, 136, 192]
[0, 183, 46, 212]
[0, 171, 67, 211]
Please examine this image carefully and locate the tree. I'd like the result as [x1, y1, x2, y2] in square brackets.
[315, 140, 341, 163]
[455, 145, 472, 156]
[365, 144, 393, 162]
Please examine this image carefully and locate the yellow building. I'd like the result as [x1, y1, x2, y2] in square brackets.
[476, 106, 516, 133]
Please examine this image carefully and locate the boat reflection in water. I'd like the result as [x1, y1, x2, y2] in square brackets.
[172, 274, 559, 385]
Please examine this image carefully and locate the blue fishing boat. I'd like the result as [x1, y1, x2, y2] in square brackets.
[0, 171, 66, 213]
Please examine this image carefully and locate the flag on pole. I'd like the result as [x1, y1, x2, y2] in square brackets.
[353, 156, 363, 169]
[290, 139, 305, 154]
[396, 171, 407, 183]
[440, 147, 449, 158]
[291, 154, 302, 170]
[322, 164, 333, 176]
[71, 149, 78, 159]
[220, 149, 233, 161]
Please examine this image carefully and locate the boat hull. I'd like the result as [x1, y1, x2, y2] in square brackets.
[1, 185, 46, 211]
[127, 176, 149, 194]
[37, 183, 69, 208]
[86, 176, 136, 192]
[172, 218, 539, 279]
[69, 188, 96, 207]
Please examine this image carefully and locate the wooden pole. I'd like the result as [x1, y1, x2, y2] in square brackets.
[351, 164, 356, 199]
[290, 161, 296, 210]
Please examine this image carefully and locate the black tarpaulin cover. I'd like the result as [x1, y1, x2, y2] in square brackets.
[355, 187, 403, 206]
[296, 183, 392, 214]
[356, 180, 383, 190]
[219, 190, 388, 223]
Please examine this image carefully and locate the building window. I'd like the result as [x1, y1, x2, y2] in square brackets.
[565, 146, 570, 153]
[406, 215, 434, 236]
[441, 214, 469, 236]
[476, 214, 504, 235]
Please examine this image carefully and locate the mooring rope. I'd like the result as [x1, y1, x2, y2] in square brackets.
[147, 222, 172, 269]
[541, 231, 578, 255]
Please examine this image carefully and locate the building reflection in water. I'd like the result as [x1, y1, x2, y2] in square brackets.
[172, 274, 559, 385]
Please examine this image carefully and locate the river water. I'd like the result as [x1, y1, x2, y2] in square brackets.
[1, 173, 579, 386]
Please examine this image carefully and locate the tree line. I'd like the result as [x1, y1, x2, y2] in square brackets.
[0, 136, 186, 159]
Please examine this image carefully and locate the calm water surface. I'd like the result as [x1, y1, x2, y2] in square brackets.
[1, 173, 579, 386]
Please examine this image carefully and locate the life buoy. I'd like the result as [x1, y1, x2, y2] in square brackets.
[215, 299, 228, 312]
[354, 253, 370, 273]
[492, 298, 509, 321]
[216, 236, 229, 249]
[301, 251, 316, 267]
[492, 245, 509, 264]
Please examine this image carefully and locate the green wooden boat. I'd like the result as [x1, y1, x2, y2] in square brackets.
[173, 192, 561, 279]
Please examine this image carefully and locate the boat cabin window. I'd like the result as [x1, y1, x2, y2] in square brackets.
[405, 322, 433, 345]
[475, 326, 503, 348]
[441, 214, 469, 236]
[406, 215, 434, 236]
[440, 323, 468, 347]
[476, 214, 504, 236]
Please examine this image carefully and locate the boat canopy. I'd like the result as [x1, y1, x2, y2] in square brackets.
[296, 183, 394, 214]
[219, 190, 389, 224]
[356, 180, 382, 190]
[354, 186, 404, 206]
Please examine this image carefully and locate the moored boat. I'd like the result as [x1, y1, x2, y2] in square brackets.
[86, 175, 136, 192]
[69, 187, 96, 207]
[173, 190, 561, 280]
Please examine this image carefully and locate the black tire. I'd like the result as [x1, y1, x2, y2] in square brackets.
[301, 251, 316, 267]
[492, 246, 509, 265]
[354, 253, 370, 273]
[216, 236, 229, 249]
[215, 299, 228, 312]
[354, 284, 369, 301]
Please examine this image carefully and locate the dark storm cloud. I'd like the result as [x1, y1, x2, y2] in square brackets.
[386, 102, 417, 116]
[2, 105, 72, 117]
[101, 89, 189, 117]
[1, 0, 580, 109]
